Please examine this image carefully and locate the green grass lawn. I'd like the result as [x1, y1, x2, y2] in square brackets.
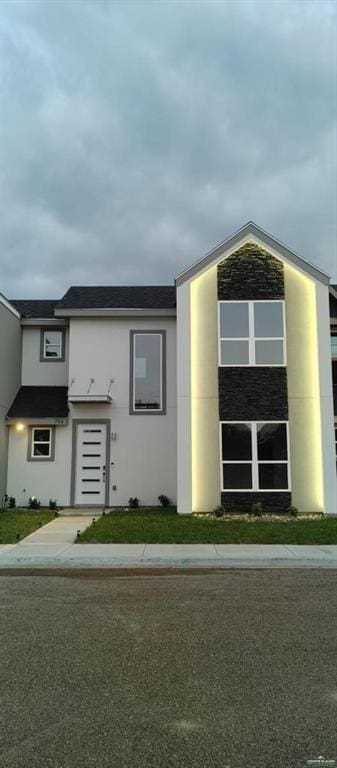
[0, 509, 54, 544]
[77, 508, 337, 545]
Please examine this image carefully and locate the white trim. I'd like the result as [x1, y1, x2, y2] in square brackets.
[132, 332, 163, 413]
[0, 293, 21, 319]
[176, 222, 330, 286]
[218, 300, 286, 367]
[219, 421, 291, 492]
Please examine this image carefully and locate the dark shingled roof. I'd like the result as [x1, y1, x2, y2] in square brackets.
[10, 300, 58, 318]
[7, 387, 68, 418]
[56, 286, 176, 311]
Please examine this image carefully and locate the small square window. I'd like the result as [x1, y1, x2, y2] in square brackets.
[219, 302, 249, 338]
[257, 423, 288, 460]
[220, 340, 249, 365]
[254, 302, 283, 338]
[30, 427, 55, 461]
[255, 340, 284, 365]
[223, 463, 252, 490]
[258, 463, 288, 490]
[222, 423, 252, 460]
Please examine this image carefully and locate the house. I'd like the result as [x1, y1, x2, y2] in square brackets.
[2, 223, 337, 514]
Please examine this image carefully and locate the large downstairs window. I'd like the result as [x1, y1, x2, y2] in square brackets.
[220, 421, 290, 491]
[218, 300, 285, 366]
[130, 331, 165, 413]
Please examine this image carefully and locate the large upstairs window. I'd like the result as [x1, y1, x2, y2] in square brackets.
[220, 421, 290, 491]
[218, 300, 285, 366]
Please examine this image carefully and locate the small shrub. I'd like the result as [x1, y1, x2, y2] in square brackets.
[128, 497, 140, 509]
[49, 499, 58, 510]
[250, 502, 263, 517]
[8, 496, 16, 509]
[213, 505, 225, 518]
[28, 496, 41, 510]
[158, 494, 171, 508]
[288, 505, 299, 518]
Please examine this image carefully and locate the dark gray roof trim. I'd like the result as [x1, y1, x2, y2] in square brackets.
[176, 222, 331, 286]
[7, 386, 68, 419]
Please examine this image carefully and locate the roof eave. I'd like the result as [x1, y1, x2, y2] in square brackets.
[175, 222, 331, 287]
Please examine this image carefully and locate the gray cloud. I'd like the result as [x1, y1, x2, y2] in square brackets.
[2, 0, 337, 298]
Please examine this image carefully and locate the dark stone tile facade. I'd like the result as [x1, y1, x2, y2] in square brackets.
[218, 367, 288, 421]
[220, 492, 291, 514]
[217, 243, 290, 512]
[217, 243, 284, 300]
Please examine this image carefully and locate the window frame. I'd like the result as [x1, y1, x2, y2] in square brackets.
[218, 300, 286, 367]
[40, 328, 65, 362]
[28, 426, 56, 462]
[331, 332, 337, 359]
[219, 420, 291, 492]
[129, 330, 166, 415]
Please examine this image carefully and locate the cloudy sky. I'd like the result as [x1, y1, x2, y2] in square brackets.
[2, 0, 337, 299]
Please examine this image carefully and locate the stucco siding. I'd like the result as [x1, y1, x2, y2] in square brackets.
[68, 317, 177, 506]
[7, 424, 72, 507]
[0, 302, 21, 498]
[22, 327, 68, 386]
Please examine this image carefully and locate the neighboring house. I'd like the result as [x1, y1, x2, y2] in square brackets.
[3, 223, 337, 514]
[0, 294, 21, 500]
[330, 285, 337, 471]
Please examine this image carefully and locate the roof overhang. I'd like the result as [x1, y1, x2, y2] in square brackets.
[55, 308, 176, 317]
[176, 222, 331, 287]
[68, 395, 112, 404]
[20, 318, 68, 326]
[0, 293, 21, 319]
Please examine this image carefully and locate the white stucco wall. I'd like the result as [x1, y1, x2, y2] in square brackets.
[0, 301, 21, 498]
[7, 316, 177, 507]
[7, 424, 72, 507]
[21, 327, 68, 386]
[68, 317, 177, 506]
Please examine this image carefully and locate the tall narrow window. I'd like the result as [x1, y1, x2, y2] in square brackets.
[218, 301, 285, 366]
[130, 332, 165, 413]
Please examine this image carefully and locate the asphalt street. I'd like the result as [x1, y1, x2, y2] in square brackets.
[0, 569, 336, 768]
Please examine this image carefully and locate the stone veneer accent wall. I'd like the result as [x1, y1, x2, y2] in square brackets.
[218, 367, 288, 421]
[218, 243, 284, 301]
[220, 492, 291, 514]
[218, 243, 290, 513]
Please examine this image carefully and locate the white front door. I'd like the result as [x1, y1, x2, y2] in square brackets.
[74, 423, 107, 505]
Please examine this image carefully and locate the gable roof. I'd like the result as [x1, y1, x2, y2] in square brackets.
[7, 386, 69, 419]
[55, 286, 176, 313]
[176, 222, 331, 287]
[10, 299, 58, 318]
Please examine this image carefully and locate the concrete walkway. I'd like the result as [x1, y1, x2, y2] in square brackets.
[0, 516, 337, 568]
